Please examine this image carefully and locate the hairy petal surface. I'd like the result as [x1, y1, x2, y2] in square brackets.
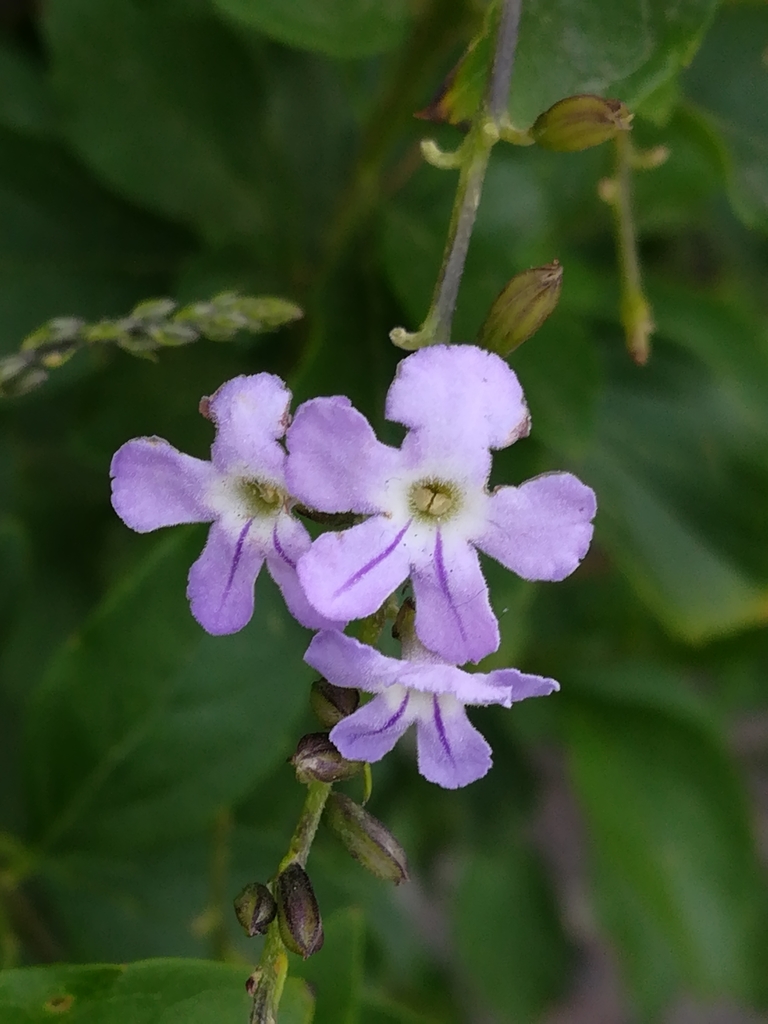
[286, 396, 401, 513]
[208, 373, 289, 480]
[297, 516, 412, 621]
[476, 472, 597, 581]
[386, 345, 530, 454]
[411, 530, 499, 664]
[110, 437, 216, 532]
[266, 515, 342, 631]
[187, 520, 266, 635]
[416, 693, 492, 789]
[330, 687, 415, 763]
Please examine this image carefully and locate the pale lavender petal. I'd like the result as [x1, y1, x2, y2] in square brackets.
[386, 345, 530, 453]
[397, 663, 514, 706]
[330, 688, 414, 763]
[304, 630, 404, 693]
[411, 531, 499, 664]
[481, 668, 559, 704]
[286, 396, 401, 513]
[297, 516, 412, 622]
[187, 520, 266, 635]
[266, 514, 343, 631]
[416, 694, 492, 789]
[476, 472, 597, 581]
[110, 437, 216, 533]
[207, 374, 290, 480]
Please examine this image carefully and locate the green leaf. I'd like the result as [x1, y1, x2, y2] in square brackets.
[297, 908, 364, 1024]
[425, 0, 717, 129]
[453, 837, 572, 1022]
[0, 958, 313, 1023]
[45, 0, 268, 246]
[683, 4, 768, 233]
[0, 127, 188, 356]
[564, 665, 768, 1015]
[0, 42, 57, 139]
[24, 530, 312, 853]
[211, 0, 411, 59]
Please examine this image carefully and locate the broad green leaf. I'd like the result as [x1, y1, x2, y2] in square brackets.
[0, 127, 188, 355]
[564, 665, 768, 1013]
[212, 0, 411, 58]
[45, 0, 268, 246]
[359, 994, 442, 1024]
[425, 0, 717, 129]
[683, 5, 768, 233]
[453, 837, 572, 1022]
[0, 959, 313, 1023]
[296, 908, 364, 1024]
[24, 531, 312, 853]
[0, 42, 56, 139]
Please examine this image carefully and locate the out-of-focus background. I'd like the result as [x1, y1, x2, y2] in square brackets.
[1, 1, 768, 1022]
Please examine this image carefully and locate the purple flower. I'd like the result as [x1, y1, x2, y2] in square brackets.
[110, 373, 339, 635]
[305, 629, 558, 789]
[286, 345, 596, 665]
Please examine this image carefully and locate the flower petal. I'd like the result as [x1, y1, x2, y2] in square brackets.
[187, 520, 266, 634]
[207, 374, 290, 480]
[297, 516, 411, 622]
[110, 437, 216, 533]
[286, 396, 401, 513]
[266, 515, 344, 631]
[386, 345, 530, 453]
[415, 693, 492, 789]
[304, 630, 404, 693]
[330, 687, 414, 763]
[411, 531, 499, 664]
[476, 472, 597, 581]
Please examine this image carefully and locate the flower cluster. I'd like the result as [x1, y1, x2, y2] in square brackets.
[111, 345, 596, 787]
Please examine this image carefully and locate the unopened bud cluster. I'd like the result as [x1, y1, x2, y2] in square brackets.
[275, 862, 324, 958]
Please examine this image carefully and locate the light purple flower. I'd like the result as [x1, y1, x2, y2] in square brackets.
[110, 373, 339, 635]
[286, 345, 596, 665]
[305, 629, 558, 789]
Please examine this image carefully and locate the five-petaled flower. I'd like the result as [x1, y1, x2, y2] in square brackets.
[110, 374, 339, 635]
[305, 625, 558, 789]
[287, 345, 596, 665]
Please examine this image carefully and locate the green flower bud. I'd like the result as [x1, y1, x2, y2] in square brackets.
[324, 793, 409, 885]
[233, 882, 277, 937]
[275, 862, 324, 959]
[291, 733, 363, 785]
[477, 261, 563, 357]
[310, 678, 360, 728]
[532, 95, 633, 152]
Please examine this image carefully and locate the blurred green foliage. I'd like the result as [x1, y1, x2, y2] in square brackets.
[1, 0, 768, 1022]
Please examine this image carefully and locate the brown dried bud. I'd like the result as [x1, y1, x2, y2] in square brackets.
[324, 793, 409, 885]
[275, 862, 324, 959]
[233, 882, 277, 937]
[291, 733, 363, 784]
[532, 95, 633, 152]
[310, 678, 360, 728]
[477, 262, 563, 357]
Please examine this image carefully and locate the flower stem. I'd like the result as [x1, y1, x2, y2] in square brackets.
[390, 0, 523, 350]
[610, 131, 654, 365]
[248, 781, 332, 1024]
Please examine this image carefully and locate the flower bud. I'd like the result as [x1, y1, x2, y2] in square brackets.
[477, 261, 563, 357]
[532, 95, 633, 152]
[275, 862, 324, 959]
[310, 678, 360, 728]
[324, 793, 409, 885]
[291, 733, 363, 784]
[233, 882, 277, 937]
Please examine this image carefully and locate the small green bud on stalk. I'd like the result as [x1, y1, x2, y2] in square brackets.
[477, 261, 563, 356]
[532, 95, 633, 152]
[233, 882, 277, 937]
[291, 733, 363, 785]
[310, 678, 360, 728]
[324, 793, 409, 885]
[275, 862, 324, 959]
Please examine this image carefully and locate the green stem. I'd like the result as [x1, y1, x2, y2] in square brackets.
[611, 131, 653, 365]
[249, 782, 332, 1024]
[390, 0, 524, 349]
